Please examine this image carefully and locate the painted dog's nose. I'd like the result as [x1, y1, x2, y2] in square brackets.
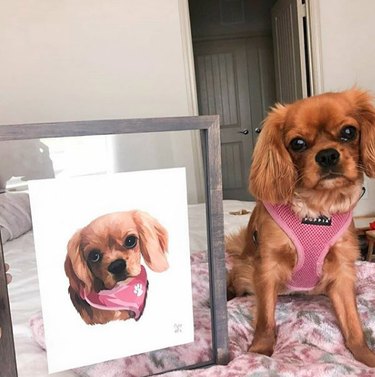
[108, 259, 126, 275]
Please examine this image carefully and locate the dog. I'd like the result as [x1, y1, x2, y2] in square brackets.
[227, 89, 375, 367]
[65, 210, 168, 325]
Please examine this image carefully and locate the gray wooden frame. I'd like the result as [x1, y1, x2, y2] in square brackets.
[0, 115, 228, 376]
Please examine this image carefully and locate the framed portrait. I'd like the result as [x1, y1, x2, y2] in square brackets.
[0, 116, 228, 376]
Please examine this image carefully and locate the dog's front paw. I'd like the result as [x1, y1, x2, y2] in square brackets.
[248, 343, 274, 357]
[348, 342, 375, 367]
[360, 352, 375, 368]
[249, 333, 275, 357]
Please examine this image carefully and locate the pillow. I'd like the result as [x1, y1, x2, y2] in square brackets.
[0, 192, 32, 243]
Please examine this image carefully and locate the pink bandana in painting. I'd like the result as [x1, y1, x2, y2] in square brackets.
[263, 202, 352, 291]
[81, 265, 148, 320]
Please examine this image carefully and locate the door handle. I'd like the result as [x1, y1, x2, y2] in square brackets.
[238, 129, 249, 135]
[255, 127, 262, 134]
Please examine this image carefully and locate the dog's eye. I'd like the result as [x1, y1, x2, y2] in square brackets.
[124, 235, 138, 249]
[88, 249, 102, 263]
[290, 138, 308, 152]
[340, 125, 357, 142]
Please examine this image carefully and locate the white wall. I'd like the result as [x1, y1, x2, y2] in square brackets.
[0, 0, 204, 203]
[311, 0, 375, 215]
[0, 0, 197, 122]
[314, 0, 375, 93]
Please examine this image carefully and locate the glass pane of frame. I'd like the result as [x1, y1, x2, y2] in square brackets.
[0, 116, 228, 377]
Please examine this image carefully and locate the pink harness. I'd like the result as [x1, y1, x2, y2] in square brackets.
[263, 202, 352, 291]
[81, 266, 148, 320]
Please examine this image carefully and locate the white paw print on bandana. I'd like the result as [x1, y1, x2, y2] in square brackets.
[134, 283, 144, 297]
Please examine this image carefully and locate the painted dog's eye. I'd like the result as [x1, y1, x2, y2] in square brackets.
[290, 138, 308, 152]
[88, 249, 102, 263]
[340, 125, 357, 142]
[124, 235, 138, 249]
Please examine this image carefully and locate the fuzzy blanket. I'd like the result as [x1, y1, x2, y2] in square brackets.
[30, 250, 375, 377]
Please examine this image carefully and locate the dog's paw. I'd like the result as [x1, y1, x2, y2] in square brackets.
[248, 343, 274, 357]
[249, 332, 275, 357]
[348, 343, 375, 367]
[133, 283, 144, 297]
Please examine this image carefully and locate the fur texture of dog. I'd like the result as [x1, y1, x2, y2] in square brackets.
[65, 210, 168, 325]
[227, 89, 375, 367]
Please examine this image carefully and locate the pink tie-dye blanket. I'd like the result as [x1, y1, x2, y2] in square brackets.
[30, 251, 375, 377]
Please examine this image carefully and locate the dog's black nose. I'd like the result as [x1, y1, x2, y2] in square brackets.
[315, 148, 340, 168]
[108, 259, 127, 275]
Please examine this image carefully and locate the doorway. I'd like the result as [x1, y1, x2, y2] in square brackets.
[189, 0, 277, 201]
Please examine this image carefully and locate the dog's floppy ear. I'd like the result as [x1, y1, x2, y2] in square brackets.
[133, 211, 169, 272]
[64, 229, 93, 294]
[249, 104, 296, 203]
[345, 88, 375, 177]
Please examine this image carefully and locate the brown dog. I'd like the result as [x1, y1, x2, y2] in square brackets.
[65, 210, 168, 325]
[227, 89, 375, 366]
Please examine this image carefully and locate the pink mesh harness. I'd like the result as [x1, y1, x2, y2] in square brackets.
[263, 202, 352, 291]
[81, 265, 148, 320]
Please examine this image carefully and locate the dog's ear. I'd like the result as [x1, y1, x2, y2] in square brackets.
[65, 229, 93, 294]
[345, 88, 375, 177]
[249, 104, 296, 203]
[133, 211, 169, 272]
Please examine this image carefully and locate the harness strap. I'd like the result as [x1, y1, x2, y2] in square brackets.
[263, 202, 352, 291]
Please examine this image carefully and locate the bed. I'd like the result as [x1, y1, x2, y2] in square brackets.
[4, 197, 375, 377]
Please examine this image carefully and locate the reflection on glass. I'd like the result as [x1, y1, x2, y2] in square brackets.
[0, 131, 205, 205]
[0, 140, 54, 191]
[41, 136, 113, 178]
[1, 132, 212, 377]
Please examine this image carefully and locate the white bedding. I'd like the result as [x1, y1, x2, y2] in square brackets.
[4, 200, 255, 377]
[6, 199, 375, 377]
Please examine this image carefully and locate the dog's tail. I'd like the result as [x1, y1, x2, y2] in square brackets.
[226, 227, 255, 299]
[225, 227, 248, 257]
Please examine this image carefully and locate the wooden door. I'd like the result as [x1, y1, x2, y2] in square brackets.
[194, 37, 276, 200]
[272, 0, 309, 102]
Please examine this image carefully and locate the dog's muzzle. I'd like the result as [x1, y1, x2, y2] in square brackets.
[81, 265, 148, 320]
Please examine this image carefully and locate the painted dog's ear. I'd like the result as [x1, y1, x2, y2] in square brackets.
[65, 228, 93, 294]
[133, 211, 169, 272]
